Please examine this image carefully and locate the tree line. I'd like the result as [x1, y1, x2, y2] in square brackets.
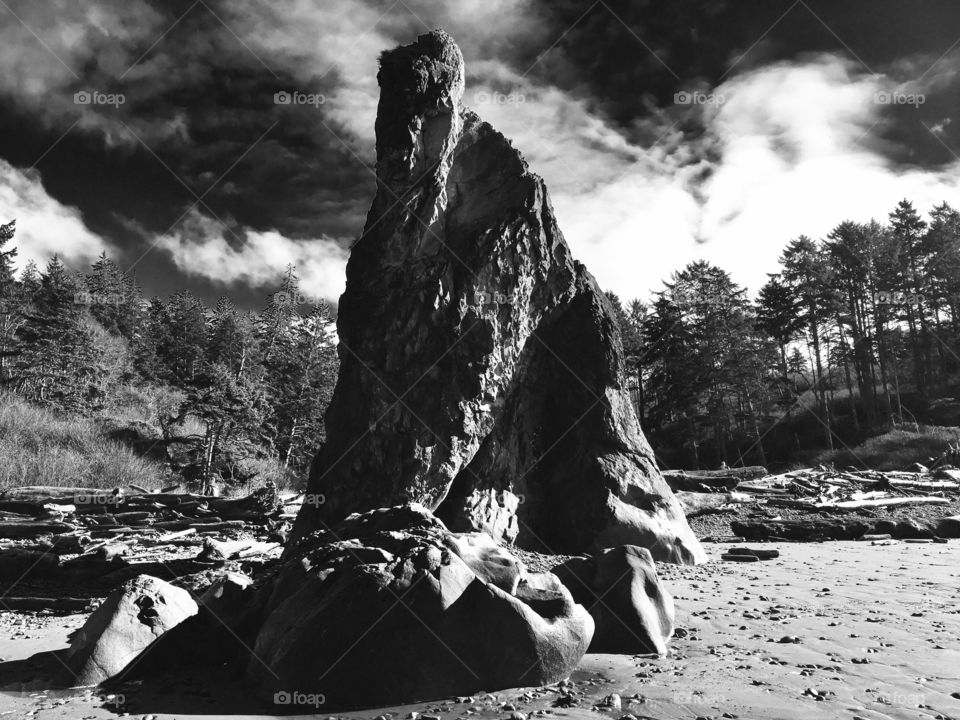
[2, 197, 958, 483]
[0, 220, 338, 491]
[608, 199, 960, 470]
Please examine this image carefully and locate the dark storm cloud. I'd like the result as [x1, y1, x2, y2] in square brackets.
[2, 0, 960, 306]
[523, 0, 960, 167]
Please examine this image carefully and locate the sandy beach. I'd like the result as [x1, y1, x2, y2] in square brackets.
[2, 539, 957, 720]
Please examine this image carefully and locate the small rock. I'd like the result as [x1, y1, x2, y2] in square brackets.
[601, 694, 622, 710]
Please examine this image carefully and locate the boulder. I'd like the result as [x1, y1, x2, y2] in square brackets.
[249, 504, 593, 710]
[292, 28, 705, 566]
[110, 571, 266, 682]
[66, 575, 197, 685]
[935, 516, 960, 538]
[553, 545, 674, 655]
[444, 531, 526, 593]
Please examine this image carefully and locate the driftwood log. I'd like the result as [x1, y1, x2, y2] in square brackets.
[0, 521, 76, 539]
[662, 466, 767, 493]
[731, 516, 960, 541]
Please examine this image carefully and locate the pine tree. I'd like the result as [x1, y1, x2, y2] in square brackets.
[84, 252, 142, 339]
[132, 298, 172, 382]
[889, 200, 931, 395]
[266, 302, 338, 472]
[259, 264, 301, 363]
[0, 221, 19, 382]
[641, 295, 701, 467]
[756, 275, 802, 383]
[780, 237, 836, 449]
[161, 291, 208, 386]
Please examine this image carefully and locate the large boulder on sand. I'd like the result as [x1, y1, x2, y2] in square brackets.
[248, 504, 593, 710]
[292, 29, 705, 565]
[554, 545, 674, 655]
[66, 575, 197, 685]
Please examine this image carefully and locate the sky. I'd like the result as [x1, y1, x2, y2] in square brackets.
[1, 0, 960, 308]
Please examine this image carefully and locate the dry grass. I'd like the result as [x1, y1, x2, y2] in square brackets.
[0, 392, 166, 491]
[815, 425, 960, 471]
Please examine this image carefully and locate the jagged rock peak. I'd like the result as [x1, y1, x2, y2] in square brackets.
[294, 30, 707, 566]
[374, 29, 465, 186]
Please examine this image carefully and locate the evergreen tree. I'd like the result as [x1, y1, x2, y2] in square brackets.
[0, 221, 19, 382]
[84, 252, 142, 339]
[162, 291, 208, 386]
[756, 274, 802, 383]
[889, 200, 931, 395]
[780, 236, 836, 449]
[265, 302, 338, 472]
[13, 256, 96, 408]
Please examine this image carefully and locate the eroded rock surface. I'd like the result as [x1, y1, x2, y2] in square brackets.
[292, 29, 705, 565]
[66, 575, 197, 685]
[250, 504, 593, 709]
[554, 545, 674, 655]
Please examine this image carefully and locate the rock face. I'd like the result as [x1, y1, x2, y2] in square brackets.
[66, 575, 198, 685]
[249, 504, 593, 709]
[292, 29, 705, 565]
[554, 545, 674, 655]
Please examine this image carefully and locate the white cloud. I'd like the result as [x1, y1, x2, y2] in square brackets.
[0, 159, 110, 270]
[694, 57, 960, 296]
[5, 1, 960, 306]
[155, 209, 348, 301]
[467, 54, 960, 302]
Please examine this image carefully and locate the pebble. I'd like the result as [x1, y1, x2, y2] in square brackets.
[602, 694, 622, 710]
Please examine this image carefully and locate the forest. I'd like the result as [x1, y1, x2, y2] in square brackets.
[608, 198, 960, 470]
[1, 197, 959, 491]
[0, 218, 337, 492]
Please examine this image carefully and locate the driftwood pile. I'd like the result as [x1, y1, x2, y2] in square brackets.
[0, 483, 289, 609]
[664, 465, 960, 543]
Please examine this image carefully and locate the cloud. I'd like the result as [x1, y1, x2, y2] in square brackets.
[694, 56, 960, 292]
[218, 0, 546, 147]
[155, 208, 348, 301]
[0, 0, 166, 140]
[0, 158, 110, 270]
[4, 0, 960, 309]
[464, 53, 960, 302]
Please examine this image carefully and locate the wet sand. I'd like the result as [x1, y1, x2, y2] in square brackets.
[1, 540, 958, 720]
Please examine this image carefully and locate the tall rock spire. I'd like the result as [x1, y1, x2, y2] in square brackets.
[292, 30, 706, 565]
